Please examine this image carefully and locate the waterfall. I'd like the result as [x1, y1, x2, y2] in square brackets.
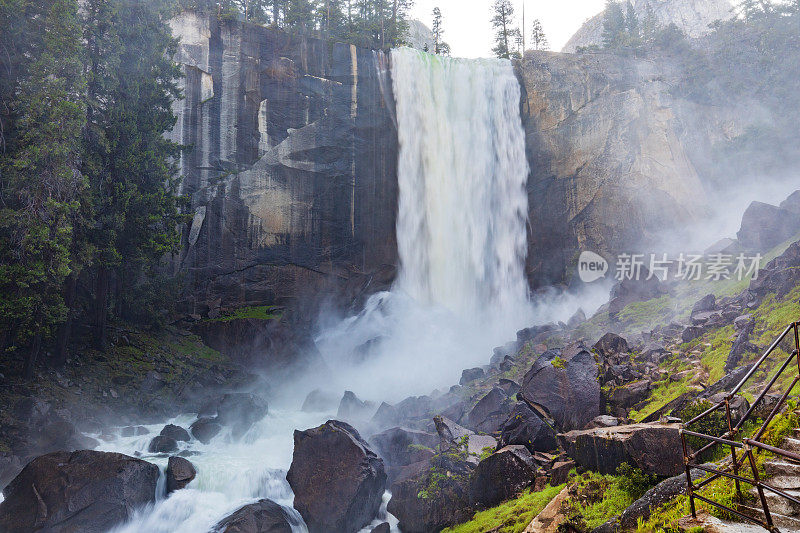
[313, 49, 532, 399]
[99, 48, 533, 533]
[391, 48, 530, 314]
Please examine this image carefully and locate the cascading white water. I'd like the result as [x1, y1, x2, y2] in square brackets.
[392, 48, 530, 313]
[99, 48, 533, 533]
[313, 49, 533, 399]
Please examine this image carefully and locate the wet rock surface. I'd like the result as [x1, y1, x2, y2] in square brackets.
[520, 344, 601, 432]
[559, 423, 684, 477]
[469, 445, 539, 507]
[213, 498, 301, 533]
[0, 450, 159, 533]
[287, 420, 386, 533]
[166, 456, 197, 494]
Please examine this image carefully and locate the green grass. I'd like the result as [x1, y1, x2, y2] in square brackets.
[206, 305, 282, 322]
[617, 296, 678, 331]
[628, 378, 691, 421]
[698, 325, 737, 384]
[442, 484, 565, 533]
[565, 471, 644, 529]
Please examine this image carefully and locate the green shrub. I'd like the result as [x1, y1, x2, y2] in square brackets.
[616, 463, 655, 500]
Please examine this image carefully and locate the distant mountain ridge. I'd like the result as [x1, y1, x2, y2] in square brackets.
[562, 0, 735, 53]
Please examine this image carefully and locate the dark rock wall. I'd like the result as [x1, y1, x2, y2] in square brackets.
[168, 13, 398, 316]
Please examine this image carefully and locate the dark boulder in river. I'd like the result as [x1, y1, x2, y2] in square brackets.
[0, 450, 158, 533]
[166, 456, 196, 494]
[190, 417, 223, 444]
[287, 420, 386, 533]
[213, 498, 301, 533]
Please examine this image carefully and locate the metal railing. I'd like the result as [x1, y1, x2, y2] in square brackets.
[681, 321, 800, 532]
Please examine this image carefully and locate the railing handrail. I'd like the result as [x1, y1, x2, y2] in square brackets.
[680, 320, 800, 532]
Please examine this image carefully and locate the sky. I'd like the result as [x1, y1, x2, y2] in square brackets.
[409, 0, 607, 57]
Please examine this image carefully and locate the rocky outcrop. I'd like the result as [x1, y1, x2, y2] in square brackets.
[166, 456, 197, 493]
[497, 401, 558, 453]
[469, 445, 539, 507]
[558, 423, 684, 477]
[466, 387, 512, 434]
[368, 427, 438, 484]
[562, 0, 735, 53]
[168, 12, 398, 319]
[520, 344, 601, 431]
[286, 420, 386, 533]
[517, 49, 747, 286]
[737, 201, 800, 251]
[213, 499, 301, 533]
[386, 452, 474, 533]
[0, 450, 159, 533]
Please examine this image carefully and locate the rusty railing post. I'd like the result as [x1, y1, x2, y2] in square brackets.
[681, 430, 697, 518]
[726, 397, 743, 501]
[746, 443, 774, 530]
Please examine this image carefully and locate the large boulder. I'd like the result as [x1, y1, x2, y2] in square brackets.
[160, 424, 191, 442]
[286, 420, 386, 533]
[469, 445, 539, 507]
[466, 387, 512, 434]
[5, 397, 96, 460]
[605, 380, 652, 415]
[213, 498, 301, 533]
[190, 417, 222, 444]
[386, 453, 474, 533]
[519, 344, 601, 431]
[216, 393, 269, 439]
[749, 240, 800, 298]
[0, 452, 23, 490]
[593, 333, 629, 359]
[148, 435, 179, 454]
[0, 450, 159, 533]
[301, 389, 339, 412]
[558, 423, 683, 477]
[737, 201, 800, 251]
[166, 456, 196, 494]
[608, 271, 667, 318]
[337, 391, 376, 421]
[497, 401, 558, 452]
[432, 416, 497, 463]
[368, 427, 438, 483]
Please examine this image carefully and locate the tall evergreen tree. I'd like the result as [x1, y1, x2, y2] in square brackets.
[491, 0, 517, 59]
[82, 0, 184, 348]
[602, 0, 627, 48]
[530, 18, 549, 50]
[431, 6, 450, 55]
[0, 0, 86, 375]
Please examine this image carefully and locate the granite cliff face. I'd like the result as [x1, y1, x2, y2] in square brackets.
[167, 13, 752, 312]
[517, 50, 745, 285]
[168, 13, 398, 318]
[562, 0, 735, 53]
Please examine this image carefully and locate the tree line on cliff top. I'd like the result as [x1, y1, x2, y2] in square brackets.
[176, 0, 415, 49]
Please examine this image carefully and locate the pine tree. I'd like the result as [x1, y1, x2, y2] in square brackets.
[82, 0, 184, 348]
[491, 0, 516, 59]
[431, 7, 450, 55]
[602, 0, 627, 48]
[0, 0, 86, 375]
[530, 18, 549, 50]
[625, 1, 641, 45]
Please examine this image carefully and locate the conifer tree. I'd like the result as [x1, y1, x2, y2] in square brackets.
[530, 18, 549, 50]
[491, 0, 517, 59]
